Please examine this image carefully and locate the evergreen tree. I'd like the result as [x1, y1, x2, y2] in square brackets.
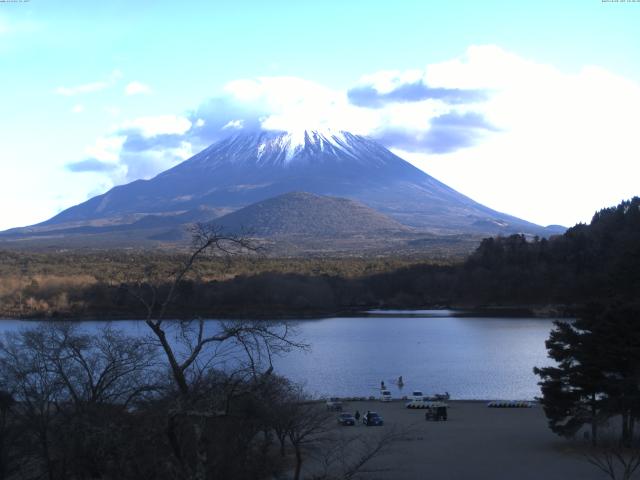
[535, 303, 640, 446]
[534, 309, 607, 445]
[590, 305, 640, 447]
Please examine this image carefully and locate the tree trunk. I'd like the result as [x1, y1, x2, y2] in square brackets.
[591, 395, 598, 447]
[293, 445, 303, 480]
[146, 321, 189, 395]
[0, 410, 6, 480]
[193, 421, 207, 480]
[275, 430, 286, 457]
[261, 429, 272, 457]
[166, 413, 184, 468]
[622, 411, 630, 447]
[0, 439, 6, 480]
[43, 438, 55, 480]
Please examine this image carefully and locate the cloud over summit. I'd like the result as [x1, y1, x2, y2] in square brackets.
[66, 158, 119, 173]
[64, 45, 640, 229]
[347, 82, 487, 108]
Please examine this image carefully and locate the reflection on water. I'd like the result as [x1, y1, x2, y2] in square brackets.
[0, 313, 556, 400]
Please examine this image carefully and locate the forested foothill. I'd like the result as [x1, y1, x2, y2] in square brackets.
[1, 197, 639, 320]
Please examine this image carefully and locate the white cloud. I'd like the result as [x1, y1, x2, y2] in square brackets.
[393, 45, 640, 226]
[119, 140, 193, 181]
[56, 81, 109, 96]
[84, 136, 126, 163]
[357, 69, 425, 94]
[222, 119, 244, 129]
[125, 81, 151, 95]
[223, 76, 378, 134]
[121, 115, 192, 137]
[68, 46, 640, 227]
[72, 104, 84, 113]
[187, 52, 640, 226]
[55, 69, 123, 96]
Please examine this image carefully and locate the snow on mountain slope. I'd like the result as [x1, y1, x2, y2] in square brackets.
[188, 129, 393, 168]
[25, 129, 558, 237]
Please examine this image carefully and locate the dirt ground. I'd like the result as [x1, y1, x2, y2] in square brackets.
[304, 400, 607, 480]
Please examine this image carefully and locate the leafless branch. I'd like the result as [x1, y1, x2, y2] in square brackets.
[584, 430, 640, 480]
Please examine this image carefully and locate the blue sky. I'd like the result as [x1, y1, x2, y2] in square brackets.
[1, 0, 639, 230]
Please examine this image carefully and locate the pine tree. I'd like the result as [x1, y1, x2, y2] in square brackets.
[590, 305, 640, 447]
[535, 303, 640, 446]
[534, 311, 607, 445]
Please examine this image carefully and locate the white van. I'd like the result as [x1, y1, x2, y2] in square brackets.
[410, 390, 424, 401]
[380, 390, 392, 402]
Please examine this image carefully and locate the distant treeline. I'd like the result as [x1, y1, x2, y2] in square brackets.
[2, 197, 639, 319]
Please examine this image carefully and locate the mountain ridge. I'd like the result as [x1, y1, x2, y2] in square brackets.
[2, 129, 565, 250]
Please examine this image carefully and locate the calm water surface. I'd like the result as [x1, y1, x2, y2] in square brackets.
[0, 312, 556, 400]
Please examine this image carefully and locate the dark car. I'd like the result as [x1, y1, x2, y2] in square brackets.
[337, 413, 356, 426]
[362, 411, 384, 426]
[425, 405, 448, 421]
[326, 397, 343, 411]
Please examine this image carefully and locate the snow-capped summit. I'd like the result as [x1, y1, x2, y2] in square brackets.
[190, 129, 392, 168]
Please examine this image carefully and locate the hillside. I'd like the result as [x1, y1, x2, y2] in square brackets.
[212, 191, 410, 237]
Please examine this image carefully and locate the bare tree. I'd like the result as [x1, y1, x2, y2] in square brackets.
[0, 328, 66, 480]
[584, 430, 640, 480]
[124, 223, 302, 396]
[0, 390, 16, 480]
[285, 399, 332, 480]
[123, 223, 306, 480]
[0, 324, 161, 480]
[311, 426, 410, 480]
[31, 323, 159, 409]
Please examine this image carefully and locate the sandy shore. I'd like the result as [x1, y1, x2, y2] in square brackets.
[305, 400, 604, 479]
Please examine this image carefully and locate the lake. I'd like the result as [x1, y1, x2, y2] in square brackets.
[0, 311, 557, 400]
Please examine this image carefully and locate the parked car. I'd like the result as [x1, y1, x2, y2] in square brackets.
[410, 390, 424, 401]
[337, 413, 356, 426]
[380, 390, 392, 402]
[425, 405, 448, 421]
[362, 411, 384, 426]
[326, 397, 343, 411]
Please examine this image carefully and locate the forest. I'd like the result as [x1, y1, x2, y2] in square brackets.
[0, 197, 638, 319]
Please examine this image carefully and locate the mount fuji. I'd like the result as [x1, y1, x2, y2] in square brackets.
[2, 129, 563, 251]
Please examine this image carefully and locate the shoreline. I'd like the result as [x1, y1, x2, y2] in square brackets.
[0, 304, 575, 321]
[318, 398, 540, 404]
